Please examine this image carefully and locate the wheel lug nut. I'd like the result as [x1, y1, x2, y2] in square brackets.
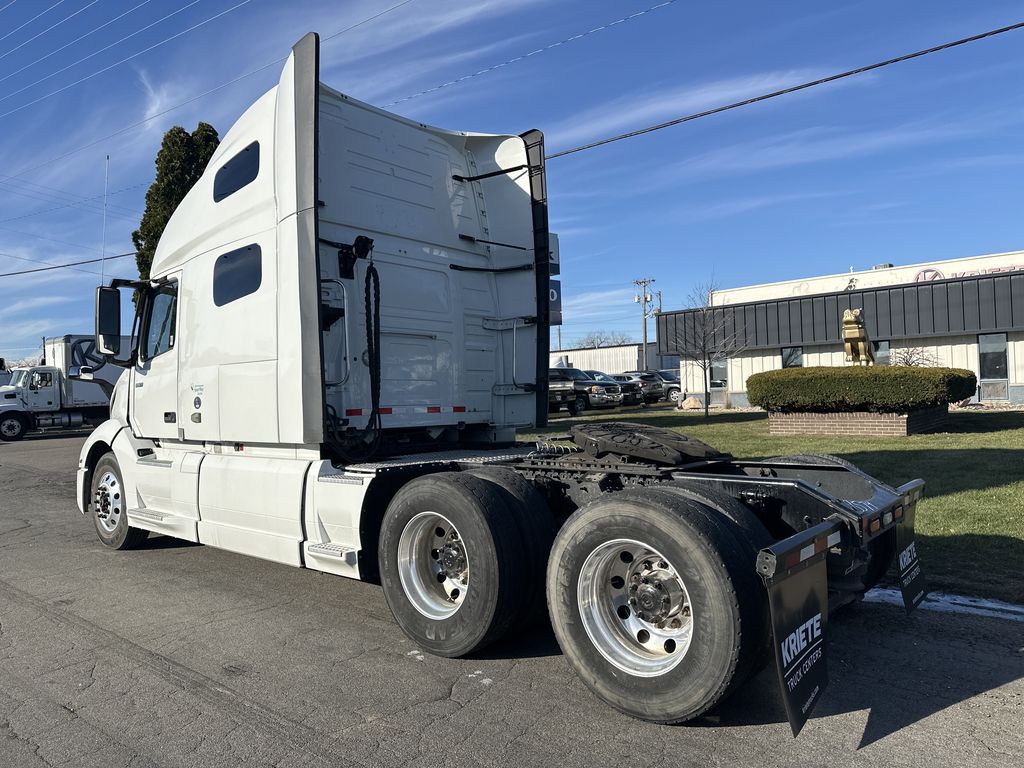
[628, 598, 636, 606]
[682, 605, 691, 617]
[658, 560, 668, 569]
[670, 618, 681, 629]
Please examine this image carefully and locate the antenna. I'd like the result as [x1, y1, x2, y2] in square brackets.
[99, 154, 109, 284]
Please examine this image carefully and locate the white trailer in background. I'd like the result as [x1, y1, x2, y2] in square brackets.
[76, 33, 928, 734]
[0, 335, 123, 441]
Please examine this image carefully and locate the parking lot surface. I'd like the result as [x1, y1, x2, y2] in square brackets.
[1, 435, 1022, 767]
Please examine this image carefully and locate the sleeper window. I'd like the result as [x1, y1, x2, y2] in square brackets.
[214, 245, 262, 306]
[213, 141, 260, 202]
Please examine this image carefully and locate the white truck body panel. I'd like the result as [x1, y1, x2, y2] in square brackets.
[44, 335, 124, 408]
[78, 33, 549, 578]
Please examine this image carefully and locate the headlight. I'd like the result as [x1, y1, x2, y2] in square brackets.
[590, 386, 601, 393]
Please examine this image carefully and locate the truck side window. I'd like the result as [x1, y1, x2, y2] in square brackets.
[213, 141, 260, 202]
[213, 245, 262, 306]
[142, 284, 177, 361]
[31, 372, 52, 388]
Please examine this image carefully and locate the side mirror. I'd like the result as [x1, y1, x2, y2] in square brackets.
[96, 286, 121, 356]
[68, 366, 95, 381]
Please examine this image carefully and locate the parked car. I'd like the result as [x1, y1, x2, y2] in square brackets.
[586, 370, 643, 406]
[616, 372, 666, 404]
[549, 368, 622, 414]
[655, 369, 683, 403]
[548, 373, 575, 413]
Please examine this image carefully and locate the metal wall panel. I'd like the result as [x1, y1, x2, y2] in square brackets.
[657, 270, 1024, 355]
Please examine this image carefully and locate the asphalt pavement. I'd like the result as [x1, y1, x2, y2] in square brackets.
[1, 435, 1021, 767]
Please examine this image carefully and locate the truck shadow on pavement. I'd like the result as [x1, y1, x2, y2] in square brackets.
[694, 598, 1024, 748]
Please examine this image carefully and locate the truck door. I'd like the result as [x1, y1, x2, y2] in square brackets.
[25, 369, 58, 412]
[130, 278, 180, 440]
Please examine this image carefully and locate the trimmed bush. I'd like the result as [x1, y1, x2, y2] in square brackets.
[747, 366, 977, 413]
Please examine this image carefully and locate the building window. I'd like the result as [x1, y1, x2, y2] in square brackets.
[710, 358, 728, 388]
[781, 346, 803, 368]
[874, 340, 890, 366]
[979, 333, 1008, 381]
[213, 141, 260, 202]
[213, 245, 262, 306]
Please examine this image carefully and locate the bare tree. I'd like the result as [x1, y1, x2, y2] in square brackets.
[891, 347, 942, 367]
[577, 330, 635, 349]
[673, 280, 743, 417]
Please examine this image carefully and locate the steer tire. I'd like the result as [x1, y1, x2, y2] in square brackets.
[91, 453, 149, 550]
[467, 466, 555, 626]
[567, 395, 587, 416]
[0, 412, 28, 442]
[547, 488, 765, 723]
[379, 472, 528, 657]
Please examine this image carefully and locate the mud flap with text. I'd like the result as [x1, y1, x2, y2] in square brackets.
[756, 518, 841, 736]
[895, 480, 928, 613]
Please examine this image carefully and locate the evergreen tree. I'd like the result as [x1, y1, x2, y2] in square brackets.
[131, 122, 220, 280]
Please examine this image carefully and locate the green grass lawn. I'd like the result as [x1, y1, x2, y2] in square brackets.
[522, 407, 1024, 604]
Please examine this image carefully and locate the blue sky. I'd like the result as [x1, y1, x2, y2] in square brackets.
[0, 0, 1022, 361]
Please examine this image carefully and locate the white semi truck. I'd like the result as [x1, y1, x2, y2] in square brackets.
[0, 335, 123, 441]
[77, 34, 928, 734]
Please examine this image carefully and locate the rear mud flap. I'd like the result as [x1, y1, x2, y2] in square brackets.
[895, 480, 928, 613]
[756, 518, 842, 736]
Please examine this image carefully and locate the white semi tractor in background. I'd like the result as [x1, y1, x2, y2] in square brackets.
[0, 335, 123, 441]
[76, 33, 928, 734]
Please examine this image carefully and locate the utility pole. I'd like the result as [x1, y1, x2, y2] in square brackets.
[634, 277, 656, 370]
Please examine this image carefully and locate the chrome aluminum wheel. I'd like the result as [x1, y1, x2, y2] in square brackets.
[94, 470, 123, 534]
[398, 512, 469, 620]
[578, 538, 693, 677]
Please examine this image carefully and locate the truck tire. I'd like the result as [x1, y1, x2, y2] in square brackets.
[379, 472, 528, 657]
[467, 465, 555, 625]
[90, 452, 148, 550]
[0, 412, 28, 441]
[547, 488, 765, 723]
[567, 395, 587, 416]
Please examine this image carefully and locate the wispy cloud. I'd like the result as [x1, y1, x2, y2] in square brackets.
[561, 287, 636, 323]
[136, 68, 188, 126]
[677, 190, 847, 223]
[664, 113, 1019, 181]
[544, 69, 873, 151]
[0, 295, 72, 318]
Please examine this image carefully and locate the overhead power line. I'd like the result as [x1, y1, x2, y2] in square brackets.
[0, 0, 99, 63]
[4, 0, 418, 179]
[0, 0, 64, 45]
[0, 249, 101, 276]
[0, 1, 198, 102]
[545, 19, 1024, 160]
[0, 0, 153, 87]
[0, 1, 253, 120]
[0, 181, 147, 225]
[0, 252, 134, 278]
[386, 0, 678, 106]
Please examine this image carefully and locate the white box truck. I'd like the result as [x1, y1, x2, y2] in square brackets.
[0, 335, 123, 441]
[76, 34, 928, 734]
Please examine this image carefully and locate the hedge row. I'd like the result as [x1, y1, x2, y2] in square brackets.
[746, 366, 977, 413]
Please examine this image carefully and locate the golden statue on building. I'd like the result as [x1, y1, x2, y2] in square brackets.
[842, 308, 875, 366]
